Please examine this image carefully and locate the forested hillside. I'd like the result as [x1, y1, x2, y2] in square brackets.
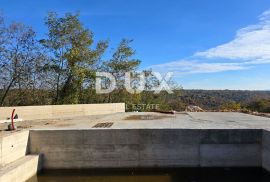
[180, 90, 270, 111]
[1, 88, 270, 113]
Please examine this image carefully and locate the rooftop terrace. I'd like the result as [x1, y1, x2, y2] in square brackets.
[1, 112, 270, 133]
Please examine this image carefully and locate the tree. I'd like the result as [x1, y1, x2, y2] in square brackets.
[41, 12, 107, 104]
[0, 15, 4, 56]
[0, 19, 42, 106]
[0, 12, 187, 110]
[103, 39, 141, 87]
[101, 39, 141, 103]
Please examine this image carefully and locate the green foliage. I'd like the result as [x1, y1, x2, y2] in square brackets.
[41, 12, 108, 104]
[104, 39, 140, 73]
[0, 12, 184, 110]
[247, 99, 270, 113]
[102, 39, 141, 90]
[220, 101, 241, 111]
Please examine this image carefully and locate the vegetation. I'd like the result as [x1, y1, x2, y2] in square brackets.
[0, 12, 270, 113]
[246, 99, 270, 113]
[0, 12, 181, 110]
[180, 90, 270, 111]
[40, 12, 109, 104]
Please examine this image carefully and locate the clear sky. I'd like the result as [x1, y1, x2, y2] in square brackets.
[1, 0, 270, 90]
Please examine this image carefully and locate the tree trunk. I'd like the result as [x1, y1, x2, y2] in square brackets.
[0, 78, 15, 106]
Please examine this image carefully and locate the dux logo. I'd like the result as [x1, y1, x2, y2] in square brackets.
[95, 72, 174, 94]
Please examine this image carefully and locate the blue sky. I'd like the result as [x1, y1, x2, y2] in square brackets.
[1, 0, 270, 90]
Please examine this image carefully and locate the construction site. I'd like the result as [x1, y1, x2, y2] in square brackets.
[0, 103, 270, 181]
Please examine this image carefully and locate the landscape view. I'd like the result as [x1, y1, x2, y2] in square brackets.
[0, 1, 270, 114]
[1, 1, 270, 182]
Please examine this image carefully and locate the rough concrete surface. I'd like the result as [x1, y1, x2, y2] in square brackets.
[1, 111, 270, 181]
[1, 112, 270, 133]
[0, 103, 125, 121]
[0, 155, 40, 182]
[28, 129, 263, 169]
[263, 130, 270, 171]
[0, 131, 29, 167]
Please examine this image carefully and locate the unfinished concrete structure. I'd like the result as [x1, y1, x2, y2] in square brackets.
[0, 103, 125, 121]
[0, 104, 270, 181]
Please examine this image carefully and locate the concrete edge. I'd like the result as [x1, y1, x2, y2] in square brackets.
[0, 155, 41, 182]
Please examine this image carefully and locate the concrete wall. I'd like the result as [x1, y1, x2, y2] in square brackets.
[0, 131, 42, 182]
[0, 103, 125, 120]
[200, 129, 261, 167]
[262, 130, 270, 172]
[29, 129, 262, 169]
[0, 128, 268, 182]
[0, 155, 40, 182]
[0, 131, 29, 167]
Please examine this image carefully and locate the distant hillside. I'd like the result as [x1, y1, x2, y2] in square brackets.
[1, 88, 270, 112]
[179, 90, 270, 110]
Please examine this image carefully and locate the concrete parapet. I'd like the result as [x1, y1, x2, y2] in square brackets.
[0, 131, 29, 167]
[0, 155, 40, 182]
[0, 103, 125, 120]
